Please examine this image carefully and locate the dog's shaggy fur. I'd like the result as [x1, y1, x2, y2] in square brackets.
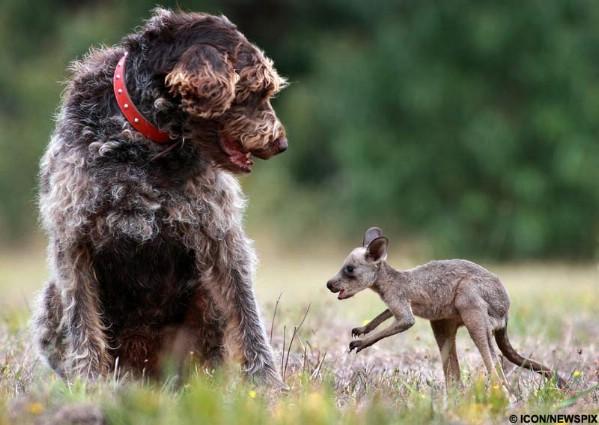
[33, 8, 288, 386]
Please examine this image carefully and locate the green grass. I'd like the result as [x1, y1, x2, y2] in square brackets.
[0, 242, 598, 424]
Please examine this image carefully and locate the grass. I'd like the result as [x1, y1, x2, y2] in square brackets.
[0, 240, 598, 424]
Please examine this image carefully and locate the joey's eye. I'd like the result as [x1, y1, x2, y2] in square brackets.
[344, 265, 355, 275]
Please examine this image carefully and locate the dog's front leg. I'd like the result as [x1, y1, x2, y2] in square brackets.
[55, 241, 111, 378]
[201, 231, 284, 388]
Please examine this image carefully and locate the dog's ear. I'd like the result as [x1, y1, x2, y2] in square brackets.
[363, 226, 384, 247]
[236, 50, 287, 102]
[365, 236, 388, 263]
[165, 44, 239, 119]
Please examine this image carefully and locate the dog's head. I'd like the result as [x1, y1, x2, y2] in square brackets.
[326, 227, 389, 300]
[134, 8, 288, 173]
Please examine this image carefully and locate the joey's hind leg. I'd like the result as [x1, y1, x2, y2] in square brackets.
[459, 307, 507, 388]
[487, 327, 509, 387]
[430, 319, 461, 388]
[460, 309, 495, 375]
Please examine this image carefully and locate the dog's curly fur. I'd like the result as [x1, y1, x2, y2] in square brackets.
[33, 8, 288, 386]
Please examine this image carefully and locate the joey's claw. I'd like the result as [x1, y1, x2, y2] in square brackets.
[351, 326, 368, 337]
[349, 340, 364, 353]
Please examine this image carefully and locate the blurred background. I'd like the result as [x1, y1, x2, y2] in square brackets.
[1, 0, 599, 269]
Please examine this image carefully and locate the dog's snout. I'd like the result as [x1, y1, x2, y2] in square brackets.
[250, 137, 288, 160]
[275, 137, 288, 154]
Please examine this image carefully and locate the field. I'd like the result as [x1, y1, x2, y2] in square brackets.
[0, 239, 598, 425]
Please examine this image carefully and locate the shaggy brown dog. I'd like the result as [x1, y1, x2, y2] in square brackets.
[33, 8, 288, 387]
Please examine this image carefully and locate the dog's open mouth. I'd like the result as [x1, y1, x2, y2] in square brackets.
[218, 136, 254, 173]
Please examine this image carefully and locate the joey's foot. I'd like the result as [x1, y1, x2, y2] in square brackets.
[351, 326, 367, 338]
[348, 339, 369, 353]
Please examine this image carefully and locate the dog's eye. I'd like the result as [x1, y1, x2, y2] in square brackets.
[344, 265, 355, 275]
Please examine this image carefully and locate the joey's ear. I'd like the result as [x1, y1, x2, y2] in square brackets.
[366, 237, 388, 263]
[165, 44, 239, 119]
[363, 226, 384, 247]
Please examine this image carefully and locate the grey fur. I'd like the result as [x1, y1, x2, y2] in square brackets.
[327, 227, 566, 389]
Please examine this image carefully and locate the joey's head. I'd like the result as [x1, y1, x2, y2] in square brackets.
[326, 227, 389, 300]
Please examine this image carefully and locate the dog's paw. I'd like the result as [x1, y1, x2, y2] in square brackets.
[349, 339, 368, 353]
[250, 366, 288, 392]
[351, 326, 367, 338]
[68, 348, 112, 380]
[48, 403, 104, 425]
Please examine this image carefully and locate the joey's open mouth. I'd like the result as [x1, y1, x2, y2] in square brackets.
[338, 289, 354, 300]
[218, 136, 254, 173]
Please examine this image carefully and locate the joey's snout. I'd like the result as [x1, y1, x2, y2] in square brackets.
[326, 279, 340, 293]
[326, 277, 354, 300]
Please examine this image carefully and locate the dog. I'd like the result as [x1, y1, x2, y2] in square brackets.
[326, 227, 566, 389]
[33, 8, 288, 387]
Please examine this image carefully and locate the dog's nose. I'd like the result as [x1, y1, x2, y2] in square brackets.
[275, 137, 288, 154]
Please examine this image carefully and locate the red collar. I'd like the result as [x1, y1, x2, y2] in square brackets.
[113, 53, 170, 144]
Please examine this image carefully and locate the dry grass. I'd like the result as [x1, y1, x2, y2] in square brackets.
[0, 242, 598, 424]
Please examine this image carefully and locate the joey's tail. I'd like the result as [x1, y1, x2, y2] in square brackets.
[494, 324, 567, 389]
